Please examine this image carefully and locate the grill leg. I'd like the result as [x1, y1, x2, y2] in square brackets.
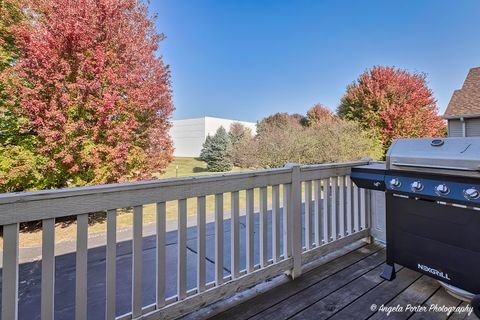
[381, 193, 396, 281]
[381, 264, 396, 281]
[472, 295, 480, 318]
[381, 238, 396, 281]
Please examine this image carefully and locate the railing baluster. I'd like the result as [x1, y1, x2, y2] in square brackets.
[322, 178, 331, 243]
[289, 165, 302, 278]
[132, 206, 143, 318]
[178, 199, 187, 299]
[314, 180, 322, 247]
[338, 176, 346, 238]
[331, 177, 338, 241]
[156, 202, 166, 308]
[0, 161, 373, 320]
[106, 210, 117, 320]
[231, 191, 240, 279]
[246, 188, 255, 272]
[304, 181, 313, 250]
[360, 188, 367, 229]
[282, 184, 291, 258]
[272, 185, 281, 262]
[75, 214, 88, 320]
[2, 223, 19, 320]
[346, 176, 353, 235]
[353, 183, 360, 232]
[260, 186, 268, 267]
[197, 196, 206, 292]
[41, 218, 55, 320]
[215, 194, 224, 285]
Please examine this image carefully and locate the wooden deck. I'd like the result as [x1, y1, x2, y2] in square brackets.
[209, 243, 478, 320]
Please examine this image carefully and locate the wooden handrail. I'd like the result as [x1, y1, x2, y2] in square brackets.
[0, 160, 374, 320]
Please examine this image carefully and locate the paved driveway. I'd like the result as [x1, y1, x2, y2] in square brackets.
[10, 205, 312, 319]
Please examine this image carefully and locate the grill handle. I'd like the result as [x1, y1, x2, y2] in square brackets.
[391, 161, 480, 172]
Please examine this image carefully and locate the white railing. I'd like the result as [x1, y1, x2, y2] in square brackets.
[0, 160, 373, 320]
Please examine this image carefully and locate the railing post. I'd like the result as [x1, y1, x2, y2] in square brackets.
[2, 223, 19, 320]
[285, 163, 302, 279]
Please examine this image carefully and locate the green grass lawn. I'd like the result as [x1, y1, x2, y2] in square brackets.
[157, 157, 247, 179]
[17, 157, 257, 247]
[16, 158, 309, 248]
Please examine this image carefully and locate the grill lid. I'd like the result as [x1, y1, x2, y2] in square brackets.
[386, 138, 480, 178]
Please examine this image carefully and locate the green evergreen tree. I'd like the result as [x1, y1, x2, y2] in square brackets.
[199, 134, 213, 161]
[201, 127, 233, 172]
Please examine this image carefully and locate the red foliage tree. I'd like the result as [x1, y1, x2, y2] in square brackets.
[337, 66, 446, 152]
[306, 104, 334, 125]
[257, 112, 304, 133]
[11, 0, 174, 186]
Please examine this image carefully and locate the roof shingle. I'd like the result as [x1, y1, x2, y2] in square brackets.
[444, 67, 480, 118]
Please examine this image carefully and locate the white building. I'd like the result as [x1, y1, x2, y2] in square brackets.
[170, 116, 257, 157]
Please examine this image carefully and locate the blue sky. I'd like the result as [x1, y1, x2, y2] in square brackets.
[151, 0, 480, 122]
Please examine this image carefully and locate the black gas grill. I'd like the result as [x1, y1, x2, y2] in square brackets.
[351, 138, 480, 316]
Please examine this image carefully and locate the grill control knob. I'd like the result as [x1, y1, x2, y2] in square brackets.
[463, 188, 480, 201]
[389, 178, 401, 188]
[411, 181, 424, 192]
[435, 184, 450, 196]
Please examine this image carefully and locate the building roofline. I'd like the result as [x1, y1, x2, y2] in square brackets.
[443, 114, 480, 120]
[172, 116, 256, 124]
[443, 67, 480, 118]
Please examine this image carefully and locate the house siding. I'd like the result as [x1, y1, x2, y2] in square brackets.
[448, 119, 464, 137]
[465, 118, 480, 136]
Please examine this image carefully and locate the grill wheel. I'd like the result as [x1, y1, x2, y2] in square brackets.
[473, 295, 480, 318]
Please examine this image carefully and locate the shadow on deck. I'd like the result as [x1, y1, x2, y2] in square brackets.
[194, 243, 477, 320]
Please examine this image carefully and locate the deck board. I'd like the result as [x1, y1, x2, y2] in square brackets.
[448, 301, 479, 320]
[206, 244, 479, 320]
[410, 287, 462, 320]
[368, 275, 440, 320]
[328, 267, 421, 320]
[209, 243, 383, 320]
[290, 263, 394, 319]
[249, 250, 385, 320]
